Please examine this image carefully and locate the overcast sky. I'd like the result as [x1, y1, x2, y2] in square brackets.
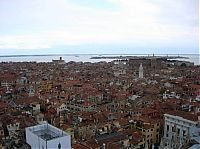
[0, 0, 199, 55]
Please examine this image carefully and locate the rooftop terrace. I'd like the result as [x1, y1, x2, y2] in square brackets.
[27, 123, 68, 141]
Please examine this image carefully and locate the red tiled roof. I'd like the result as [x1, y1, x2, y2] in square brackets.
[0, 101, 8, 109]
[166, 110, 198, 122]
[73, 144, 89, 149]
[190, 84, 200, 89]
[82, 101, 96, 107]
[85, 139, 100, 148]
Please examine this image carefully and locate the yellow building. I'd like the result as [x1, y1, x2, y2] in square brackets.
[128, 131, 146, 148]
[39, 81, 53, 92]
[132, 117, 161, 148]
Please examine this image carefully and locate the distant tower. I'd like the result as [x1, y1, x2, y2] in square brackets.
[29, 85, 35, 97]
[139, 63, 144, 79]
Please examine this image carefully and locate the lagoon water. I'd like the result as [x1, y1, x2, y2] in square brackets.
[0, 54, 199, 65]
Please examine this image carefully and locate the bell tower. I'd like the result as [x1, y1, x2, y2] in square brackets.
[139, 63, 144, 79]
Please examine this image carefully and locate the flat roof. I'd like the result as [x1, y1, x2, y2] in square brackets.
[27, 123, 68, 141]
[33, 128, 64, 141]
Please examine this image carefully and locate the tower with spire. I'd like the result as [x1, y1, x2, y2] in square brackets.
[139, 63, 144, 79]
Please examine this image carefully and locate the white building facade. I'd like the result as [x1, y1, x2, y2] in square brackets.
[26, 123, 71, 149]
[163, 113, 199, 149]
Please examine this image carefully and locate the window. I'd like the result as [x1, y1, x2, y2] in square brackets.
[156, 134, 159, 139]
[167, 125, 169, 131]
[183, 130, 186, 136]
[172, 126, 175, 132]
[177, 128, 180, 135]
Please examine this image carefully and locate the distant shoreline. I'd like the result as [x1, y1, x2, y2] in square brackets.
[90, 55, 189, 60]
[0, 54, 198, 65]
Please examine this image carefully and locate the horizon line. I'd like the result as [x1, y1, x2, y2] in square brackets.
[0, 53, 200, 57]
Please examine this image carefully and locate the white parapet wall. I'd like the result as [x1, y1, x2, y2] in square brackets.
[26, 123, 71, 149]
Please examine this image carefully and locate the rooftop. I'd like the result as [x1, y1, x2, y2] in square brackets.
[27, 123, 68, 141]
[165, 110, 198, 122]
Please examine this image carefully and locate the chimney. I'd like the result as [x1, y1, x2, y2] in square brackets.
[103, 143, 106, 149]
